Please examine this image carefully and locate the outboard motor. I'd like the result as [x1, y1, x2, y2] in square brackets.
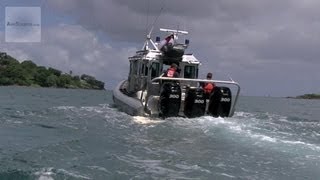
[184, 87, 206, 118]
[159, 82, 181, 118]
[208, 87, 232, 117]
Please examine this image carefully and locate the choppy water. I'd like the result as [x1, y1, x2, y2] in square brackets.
[0, 87, 319, 180]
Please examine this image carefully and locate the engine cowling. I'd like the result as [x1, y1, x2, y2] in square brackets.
[184, 87, 206, 118]
[159, 82, 181, 118]
[208, 87, 232, 117]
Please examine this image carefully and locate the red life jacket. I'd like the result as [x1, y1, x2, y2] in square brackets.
[204, 82, 215, 94]
[166, 68, 176, 77]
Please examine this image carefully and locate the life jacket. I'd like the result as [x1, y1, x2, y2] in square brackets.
[204, 82, 215, 94]
[166, 68, 176, 77]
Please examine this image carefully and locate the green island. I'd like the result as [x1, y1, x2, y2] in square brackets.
[295, 94, 320, 99]
[0, 52, 105, 90]
[287, 93, 320, 100]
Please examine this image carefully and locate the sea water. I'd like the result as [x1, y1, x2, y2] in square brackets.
[0, 86, 319, 179]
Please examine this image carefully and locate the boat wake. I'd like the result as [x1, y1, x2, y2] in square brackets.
[51, 104, 320, 156]
[1, 98, 319, 180]
[132, 116, 165, 125]
[141, 110, 320, 157]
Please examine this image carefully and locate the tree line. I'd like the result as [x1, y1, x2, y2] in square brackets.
[295, 94, 320, 99]
[0, 52, 105, 90]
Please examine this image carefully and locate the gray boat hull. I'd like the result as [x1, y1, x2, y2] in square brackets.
[112, 80, 145, 116]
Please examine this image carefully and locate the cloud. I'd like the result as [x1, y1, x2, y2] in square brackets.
[0, 24, 136, 87]
[1, 0, 320, 96]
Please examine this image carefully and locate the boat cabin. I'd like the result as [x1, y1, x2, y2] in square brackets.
[127, 29, 199, 94]
[127, 52, 200, 93]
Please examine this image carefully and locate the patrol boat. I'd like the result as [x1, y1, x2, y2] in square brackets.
[113, 28, 240, 118]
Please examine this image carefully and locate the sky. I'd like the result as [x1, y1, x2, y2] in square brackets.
[0, 0, 319, 97]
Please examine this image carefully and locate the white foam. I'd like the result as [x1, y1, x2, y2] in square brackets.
[86, 166, 110, 173]
[233, 114, 320, 151]
[305, 155, 320, 160]
[228, 125, 242, 132]
[57, 169, 91, 179]
[53, 105, 112, 114]
[281, 140, 320, 151]
[234, 111, 288, 121]
[38, 176, 54, 180]
[251, 134, 277, 143]
[193, 116, 235, 127]
[234, 111, 253, 118]
[132, 116, 165, 125]
[219, 173, 236, 178]
[175, 164, 211, 173]
[34, 167, 55, 180]
[5, 119, 23, 124]
[53, 106, 76, 110]
[182, 111, 320, 153]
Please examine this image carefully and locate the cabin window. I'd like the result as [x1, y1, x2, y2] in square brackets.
[162, 64, 170, 72]
[184, 66, 196, 79]
[196, 68, 199, 78]
[140, 62, 148, 76]
[132, 61, 138, 75]
[129, 62, 132, 75]
[144, 64, 148, 76]
[151, 62, 160, 79]
[140, 63, 145, 75]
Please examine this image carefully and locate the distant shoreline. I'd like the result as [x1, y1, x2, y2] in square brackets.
[0, 52, 105, 90]
[0, 84, 106, 90]
[286, 94, 320, 100]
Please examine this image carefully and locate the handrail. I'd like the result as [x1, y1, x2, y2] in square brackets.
[150, 77, 241, 117]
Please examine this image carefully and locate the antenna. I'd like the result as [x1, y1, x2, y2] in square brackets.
[145, 0, 150, 36]
[160, 28, 188, 35]
[142, 0, 167, 50]
[145, 0, 167, 37]
[147, 26, 154, 38]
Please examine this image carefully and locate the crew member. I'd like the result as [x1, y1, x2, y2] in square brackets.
[203, 72, 215, 98]
[164, 63, 179, 78]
